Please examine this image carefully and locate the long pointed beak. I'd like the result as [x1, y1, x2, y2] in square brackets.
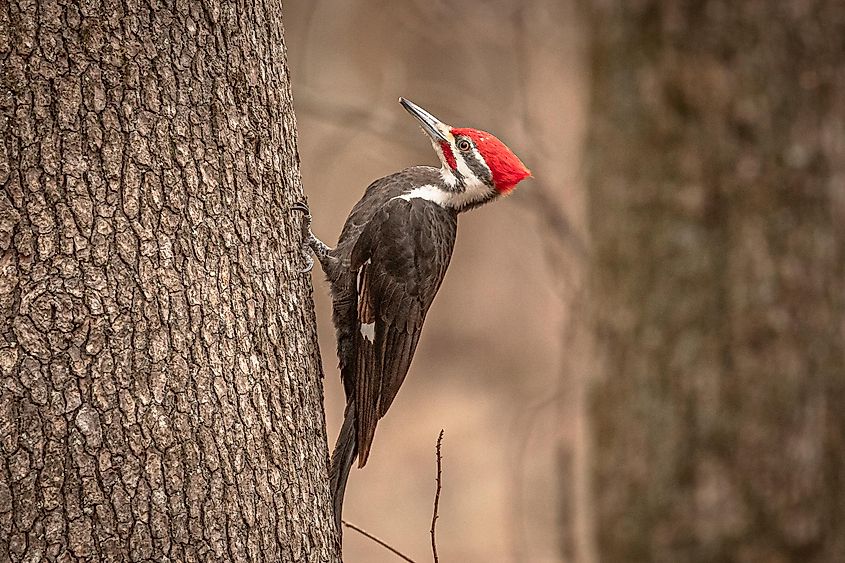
[399, 97, 450, 143]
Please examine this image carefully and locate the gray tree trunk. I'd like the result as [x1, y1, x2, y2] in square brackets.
[586, 2, 845, 562]
[0, 1, 339, 561]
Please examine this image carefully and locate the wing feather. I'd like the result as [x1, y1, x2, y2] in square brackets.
[351, 198, 457, 466]
[354, 325, 377, 466]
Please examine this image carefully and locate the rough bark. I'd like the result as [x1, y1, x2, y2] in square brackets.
[587, 2, 845, 562]
[0, 0, 338, 561]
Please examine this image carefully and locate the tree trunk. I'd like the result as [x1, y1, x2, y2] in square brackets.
[0, 1, 339, 561]
[586, 2, 845, 562]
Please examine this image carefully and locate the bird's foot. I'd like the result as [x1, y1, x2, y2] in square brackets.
[291, 202, 315, 273]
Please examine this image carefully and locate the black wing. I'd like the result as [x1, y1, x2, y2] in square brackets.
[350, 197, 457, 466]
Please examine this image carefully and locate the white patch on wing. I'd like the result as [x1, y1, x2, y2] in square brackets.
[358, 259, 374, 342]
[357, 259, 371, 283]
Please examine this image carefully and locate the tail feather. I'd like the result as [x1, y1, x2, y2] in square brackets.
[329, 402, 358, 533]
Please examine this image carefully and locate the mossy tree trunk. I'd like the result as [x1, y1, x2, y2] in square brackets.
[586, 2, 845, 562]
[0, 0, 339, 560]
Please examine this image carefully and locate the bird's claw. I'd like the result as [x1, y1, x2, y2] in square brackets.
[291, 202, 315, 274]
[291, 201, 313, 232]
[291, 201, 310, 215]
[300, 253, 314, 274]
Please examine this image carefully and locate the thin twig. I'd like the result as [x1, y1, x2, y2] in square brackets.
[342, 520, 417, 563]
[431, 429, 444, 563]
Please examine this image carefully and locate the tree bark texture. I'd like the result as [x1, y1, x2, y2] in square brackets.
[587, 2, 844, 562]
[0, 1, 338, 561]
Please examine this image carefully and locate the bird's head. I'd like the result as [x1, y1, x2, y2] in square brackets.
[400, 98, 531, 203]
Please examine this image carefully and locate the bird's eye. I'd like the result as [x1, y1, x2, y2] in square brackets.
[457, 139, 472, 152]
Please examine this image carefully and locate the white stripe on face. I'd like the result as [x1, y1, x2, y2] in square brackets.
[452, 142, 495, 205]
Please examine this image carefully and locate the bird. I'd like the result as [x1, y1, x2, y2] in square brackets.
[293, 97, 531, 533]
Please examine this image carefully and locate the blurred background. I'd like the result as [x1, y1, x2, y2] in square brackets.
[284, 1, 844, 562]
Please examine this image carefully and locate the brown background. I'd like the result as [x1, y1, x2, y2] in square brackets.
[284, 1, 587, 561]
[284, 1, 845, 561]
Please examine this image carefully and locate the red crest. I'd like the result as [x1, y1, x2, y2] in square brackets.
[451, 128, 531, 194]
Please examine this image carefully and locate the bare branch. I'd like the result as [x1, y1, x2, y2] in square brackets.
[431, 429, 444, 563]
[342, 520, 417, 563]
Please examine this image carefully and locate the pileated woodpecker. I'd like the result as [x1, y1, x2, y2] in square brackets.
[294, 98, 531, 531]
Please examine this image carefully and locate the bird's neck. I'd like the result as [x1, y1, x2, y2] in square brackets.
[398, 166, 497, 212]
